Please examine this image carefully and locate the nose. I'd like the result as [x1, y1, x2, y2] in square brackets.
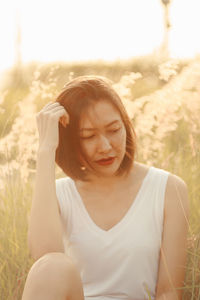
[97, 135, 112, 153]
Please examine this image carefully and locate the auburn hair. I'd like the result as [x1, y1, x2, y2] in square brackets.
[55, 75, 136, 181]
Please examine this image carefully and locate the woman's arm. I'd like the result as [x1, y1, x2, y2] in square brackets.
[155, 173, 190, 300]
[28, 102, 69, 260]
[28, 149, 64, 260]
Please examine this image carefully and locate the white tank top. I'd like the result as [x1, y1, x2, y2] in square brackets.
[56, 166, 169, 300]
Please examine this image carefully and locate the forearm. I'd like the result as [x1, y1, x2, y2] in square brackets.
[28, 148, 64, 260]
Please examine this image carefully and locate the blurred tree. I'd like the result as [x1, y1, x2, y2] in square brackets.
[160, 0, 171, 58]
[15, 13, 22, 69]
[12, 8, 24, 88]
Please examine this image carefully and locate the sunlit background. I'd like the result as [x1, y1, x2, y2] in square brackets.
[1, 0, 200, 74]
[1, 1, 200, 299]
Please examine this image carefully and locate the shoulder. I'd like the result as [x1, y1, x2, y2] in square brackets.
[134, 162, 190, 215]
[132, 161, 168, 181]
[164, 173, 190, 219]
[166, 173, 188, 193]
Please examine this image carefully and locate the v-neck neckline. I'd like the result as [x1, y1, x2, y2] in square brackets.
[69, 166, 153, 238]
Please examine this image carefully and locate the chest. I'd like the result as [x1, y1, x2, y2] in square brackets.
[77, 182, 142, 231]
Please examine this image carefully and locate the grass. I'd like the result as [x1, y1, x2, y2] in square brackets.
[0, 57, 200, 299]
[0, 175, 34, 299]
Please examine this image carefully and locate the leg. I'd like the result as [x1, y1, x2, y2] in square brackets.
[21, 252, 84, 300]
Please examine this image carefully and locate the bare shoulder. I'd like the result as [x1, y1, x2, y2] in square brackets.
[133, 162, 190, 215]
[133, 163, 190, 218]
[166, 173, 188, 193]
[164, 172, 190, 219]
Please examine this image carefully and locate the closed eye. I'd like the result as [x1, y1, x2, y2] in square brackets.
[80, 135, 95, 140]
[80, 128, 121, 139]
[109, 128, 121, 133]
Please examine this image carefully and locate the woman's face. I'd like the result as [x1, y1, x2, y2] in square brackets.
[79, 100, 127, 178]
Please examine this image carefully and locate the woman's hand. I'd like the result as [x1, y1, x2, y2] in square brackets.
[36, 101, 69, 151]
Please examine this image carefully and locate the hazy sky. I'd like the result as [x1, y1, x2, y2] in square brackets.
[0, 0, 200, 73]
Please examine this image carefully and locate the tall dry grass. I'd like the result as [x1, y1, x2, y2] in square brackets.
[0, 57, 199, 299]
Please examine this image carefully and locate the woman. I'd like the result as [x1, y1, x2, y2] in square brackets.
[22, 75, 189, 300]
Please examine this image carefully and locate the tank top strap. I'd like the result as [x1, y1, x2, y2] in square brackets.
[56, 177, 74, 238]
[144, 166, 170, 237]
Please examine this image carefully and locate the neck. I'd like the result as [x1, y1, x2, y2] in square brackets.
[76, 167, 136, 193]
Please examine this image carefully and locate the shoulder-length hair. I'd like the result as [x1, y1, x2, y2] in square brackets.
[55, 75, 136, 181]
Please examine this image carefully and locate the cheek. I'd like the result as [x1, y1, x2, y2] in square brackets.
[80, 141, 95, 158]
[112, 129, 126, 151]
[121, 130, 127, 153]
[118, 128, 126, 145]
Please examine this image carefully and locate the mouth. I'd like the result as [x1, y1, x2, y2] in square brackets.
[95, 157, 115, 166]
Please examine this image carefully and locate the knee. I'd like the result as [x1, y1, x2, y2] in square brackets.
[26, 252, 80, 290]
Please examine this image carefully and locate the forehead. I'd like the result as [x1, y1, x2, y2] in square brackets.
[79, 101, 122, 129]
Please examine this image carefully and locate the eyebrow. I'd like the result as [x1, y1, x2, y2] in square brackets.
[80, 120, 121, 131]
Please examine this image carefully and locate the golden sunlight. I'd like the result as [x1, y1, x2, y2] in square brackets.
[0, 0, 200, 73]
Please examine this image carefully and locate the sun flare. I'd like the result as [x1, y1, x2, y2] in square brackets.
[0, 0, 200, 73]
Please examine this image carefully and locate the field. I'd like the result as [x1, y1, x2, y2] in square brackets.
[0, 56, 200, 299]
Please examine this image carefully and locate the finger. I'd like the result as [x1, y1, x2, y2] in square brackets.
[51, 109, 70, 127]
[40, 101, 60, 112]
[59, 114, 69, 127]
[40, 106, 68, 132]
[38, 104, 62, 137]
[46, 105, 67, 114]
[49, 107, 69, 126]
[44, 108, 69, 122]
[46, 106, 69, 123]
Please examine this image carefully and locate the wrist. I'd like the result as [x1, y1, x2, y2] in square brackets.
[37, 147, 57, 165]
[36, 148, 56, 178]
[38, 146, 56, 156]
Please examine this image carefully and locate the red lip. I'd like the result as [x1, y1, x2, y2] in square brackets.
[96, 157, 115, 166]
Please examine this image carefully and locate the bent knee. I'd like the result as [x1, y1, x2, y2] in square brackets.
[27, 252, 79, 285]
